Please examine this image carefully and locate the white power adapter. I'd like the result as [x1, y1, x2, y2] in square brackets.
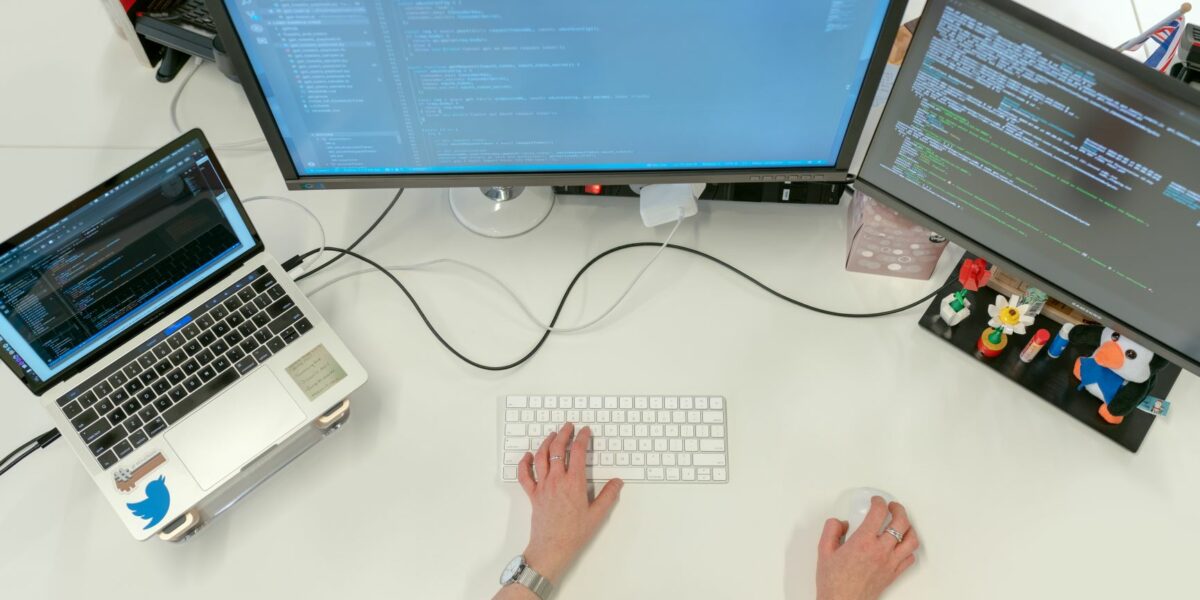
[633, 183, 702, 227]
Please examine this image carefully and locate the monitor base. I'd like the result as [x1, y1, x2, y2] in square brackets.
[449, 186, 555, 238]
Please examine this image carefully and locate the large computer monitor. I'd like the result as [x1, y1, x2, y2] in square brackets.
[856, 0, 1200, 374]
[207, 0, 906, 190]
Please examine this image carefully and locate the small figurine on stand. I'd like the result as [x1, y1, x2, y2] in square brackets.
[1068, 326, 1170, 424]
[940, 258, 992, 326]
[977, 294, 1035, 358]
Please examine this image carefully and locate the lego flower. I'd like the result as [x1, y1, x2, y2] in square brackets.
[988, 294, 1035, 335]
[958, 258, 992, 292]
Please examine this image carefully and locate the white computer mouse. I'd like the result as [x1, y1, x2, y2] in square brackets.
[834, 487, 895, 538]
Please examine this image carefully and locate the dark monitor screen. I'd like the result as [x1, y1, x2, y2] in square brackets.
[0, 137, 257, 389]
[859, 0, 1200, 371]
[212, 0, 902, 186]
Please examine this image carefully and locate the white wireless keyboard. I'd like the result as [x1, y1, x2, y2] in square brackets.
[499, 395, 729, 484]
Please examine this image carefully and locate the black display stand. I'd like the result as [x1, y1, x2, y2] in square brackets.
[917, 271, 1182, 453]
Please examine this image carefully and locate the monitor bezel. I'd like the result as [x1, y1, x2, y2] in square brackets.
[0, 129, 265, 395]
[206, 0, 909, 190]
[856, 0, 1200, 376]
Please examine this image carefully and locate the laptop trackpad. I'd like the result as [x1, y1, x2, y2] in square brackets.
[166, 368, 306, 490]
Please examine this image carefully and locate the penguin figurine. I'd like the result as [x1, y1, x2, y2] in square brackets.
[1068, 325, 1169, 424]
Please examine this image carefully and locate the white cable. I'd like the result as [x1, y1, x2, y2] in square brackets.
[170, 58, 268, 150]
[241, 196, 327, 273]
[302, 210, 687, 334]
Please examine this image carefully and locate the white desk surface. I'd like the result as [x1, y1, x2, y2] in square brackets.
[2, 2, 1197, 599]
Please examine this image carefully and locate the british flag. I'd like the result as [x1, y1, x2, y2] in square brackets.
[1145, 18, 1185, 72]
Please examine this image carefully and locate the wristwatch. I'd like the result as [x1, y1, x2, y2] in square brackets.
[499, 555, 555, 600]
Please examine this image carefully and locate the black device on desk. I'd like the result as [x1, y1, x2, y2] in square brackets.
[134, 0, 219, 82]
[856, 0, 1200, 449]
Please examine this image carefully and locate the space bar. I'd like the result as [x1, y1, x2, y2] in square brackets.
[163, 370, 240, 425]
[587, 467, 646, 481]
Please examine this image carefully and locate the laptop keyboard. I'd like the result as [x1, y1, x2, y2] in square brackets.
[55, 267, 314, 470]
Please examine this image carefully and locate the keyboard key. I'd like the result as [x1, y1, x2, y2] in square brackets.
[96, 398, 114, 415]
[122, 399, 141, 414]
[252, 345, 273, 362]
[280, 327, 299, 344]
[169, 386, 187, 401]
[237, 286, 256, 302]
[81, 418, 111, 445]
[269, 307, 304, 335]
[238, 321, 256, 337]
[254, 294, 271, 310]
[154, 396, 173, 412]
[210, 305, 229, 321]
[197, 314, 215, 330]
[224, 295, 243, 312]
[702, 411, 724, 424]
[61, 400, 82, 420]
[197, 349, 214, 365]
[137, 352, 155, 367]
[124, 415, 143, 433]
[252, 275, 277, 294]
[198, 365, 216, 382]
[198, 331, 216, 347]
[97, 451, 118, 470]
[138, 389, 156, 405]
[123, 362, 142, 379]
[239, 303, 257, 319]
[183, 376, 201, 392]
[163, 369, 240, 425]
[252, 312, 271, 328]
[266, 297, 297, 319]
[211, 340, 229, 355]
[114, 440, 134, 459]
[184, 340, 203, 356]
[182, 359, 200, 374]
[253, 329, 272, 344]
[169, 349, 188, 365]
[152, 379, 171, 394]
[108, 371, 127, 388]
[240, 338, 260, 354]
[167, 369, 185, 384]
[235, 356, 258, 375]
[294, 318, 313, 335]
[138, 405, 158, 423]
[226, 312, 245, 328]
[182, 323, 201, 339]
[129, 429, 149, 449]
[125, 378, 143, 394]
[72, 408, 99, 431]
[589, 467, 646, 481]
[692, 454, 726, 466]
[225, 330, 244, 346]
[154, 361, 172, 377]
[213, 356, 231, 372]
[167, 332, 185, 350]
[78, 391, 98, 408]
[213, 322, 230, 337]
[227, 347, 246, 363]
[108, 407, 127, 426]
[94, 381, 112, 397]
[145, 417, 167, 437]
[268, 285, 285, 300]
[152, 342, 172, 359]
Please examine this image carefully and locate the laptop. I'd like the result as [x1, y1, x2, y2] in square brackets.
[0, 130, 367, 540]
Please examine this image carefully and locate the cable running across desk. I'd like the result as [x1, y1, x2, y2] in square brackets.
[294, 244, 946, 371]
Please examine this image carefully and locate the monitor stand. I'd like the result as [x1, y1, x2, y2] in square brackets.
[448, 186, 555, 238]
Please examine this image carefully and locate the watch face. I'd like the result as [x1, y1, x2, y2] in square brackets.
[500, 555, 525, 584]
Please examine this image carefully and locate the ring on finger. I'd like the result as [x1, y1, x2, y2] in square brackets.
[549, 455, 563, 462]
[883, 528, 904, 544]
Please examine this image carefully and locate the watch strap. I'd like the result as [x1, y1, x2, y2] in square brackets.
[515, 563, 555, 600]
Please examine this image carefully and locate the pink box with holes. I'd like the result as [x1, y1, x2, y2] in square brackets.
[845, 190, 948, 280]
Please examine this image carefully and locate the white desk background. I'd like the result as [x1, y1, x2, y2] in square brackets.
[1, 1, 1197, 599]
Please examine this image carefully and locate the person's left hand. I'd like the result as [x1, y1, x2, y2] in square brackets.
[516, 422, 624, 584]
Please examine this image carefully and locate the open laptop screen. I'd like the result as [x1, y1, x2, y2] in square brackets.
[0, 137, 256, 388]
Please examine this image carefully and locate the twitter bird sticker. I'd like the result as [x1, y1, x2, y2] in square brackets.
[126, 475, 171, 530]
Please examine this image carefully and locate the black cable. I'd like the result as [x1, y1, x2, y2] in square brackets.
[294, 188, 404, 282]
[0, 428, 60, 478]
[296, 243, 948, 371]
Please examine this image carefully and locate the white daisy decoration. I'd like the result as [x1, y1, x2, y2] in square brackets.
[988, 294, 1035, 335]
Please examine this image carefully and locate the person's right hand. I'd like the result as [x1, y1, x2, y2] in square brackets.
[816, 496, 919, 600]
